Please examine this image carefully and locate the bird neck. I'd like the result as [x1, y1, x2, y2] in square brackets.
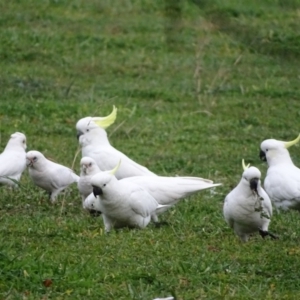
[80, 129, 111, 147]
[267, 152, 294, 167]
[4, 142, 21, 151]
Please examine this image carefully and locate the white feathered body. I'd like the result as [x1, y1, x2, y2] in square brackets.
[264, 163, 300, 211]
[90, 174, 169, 231]
[0, 132, 27, 187]
[27, 151, 79, 201]
[223, 168, 272, 242]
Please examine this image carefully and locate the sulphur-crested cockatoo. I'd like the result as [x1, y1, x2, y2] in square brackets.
[84, 169, 221, 222]
[0, 132, 27, 187]
[78, 156, 102, 207]
[90, 162, 170, 232]
[260, 134, 300, 211]
[26, 150, 79, 202]
[76, 106, 157, 179]
[223, 160, 276, 242]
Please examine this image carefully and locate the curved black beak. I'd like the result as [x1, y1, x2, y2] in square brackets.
[259, 150, 266, 161]
[93, 185, 103, 197]
[250, 178, 259, 193]
[77, 131, 83, 140]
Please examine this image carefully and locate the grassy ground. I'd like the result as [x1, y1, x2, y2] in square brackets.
[1, 0, 300, 299]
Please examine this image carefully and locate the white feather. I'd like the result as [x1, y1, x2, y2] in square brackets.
[0, 132, 27, 187]
[26, 150, 79, 202]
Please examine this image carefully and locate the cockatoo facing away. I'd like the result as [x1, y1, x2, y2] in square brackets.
[78, 156, 102, 207]
[223, 160, 276, 242]
[260, 134, 300, 211]
[0, 132, 27, 187]
[26, 150, 79, 202]
[76, 106, 157, 179]
[90, 163, 170, 232]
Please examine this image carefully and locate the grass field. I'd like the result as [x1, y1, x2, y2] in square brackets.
[1, 0, 300, 299]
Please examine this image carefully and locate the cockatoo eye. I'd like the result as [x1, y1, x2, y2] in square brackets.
[23, 140, 25, 143]
[88, 163, 92, 167]
[91, 203, 94, 207]
[33, 156, 37, 161]
[266, 149, 269, 152]
[86, 128, 90, 132]
[103, 184, 106, 187]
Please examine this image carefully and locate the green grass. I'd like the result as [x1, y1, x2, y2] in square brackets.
[1, 0, 300, 298]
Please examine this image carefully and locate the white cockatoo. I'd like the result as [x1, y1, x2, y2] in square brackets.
[76, 106, 157, 179]
[26, 150, 79, 202]
[84, 170, 222, 222]
[89, 162, 170, 232]
[78, 156, 102, 207]
[0, 132, 27, 187]
[260, 134, 300, 211]
[223, 160, 276, 242]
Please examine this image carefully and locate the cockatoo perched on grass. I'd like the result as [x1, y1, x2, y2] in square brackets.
[223, 160, 276, 242]
[82, 158, 222, 222]
[26, 150, 79, 202]
[90, 162, 170, 232]
[260, 134, 300, 211]
[76, 106, 157, 179]
[0, 132, 27, 187]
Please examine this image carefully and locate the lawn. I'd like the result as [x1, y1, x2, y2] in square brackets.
[1, 0, 300, 299]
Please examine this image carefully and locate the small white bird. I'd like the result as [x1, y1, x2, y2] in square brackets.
[26, 150, 79, 202]
[260, 134, 300, 211]
[0, 132, 27, 187]
[90, 163, 170, 232]
[76, 106, 157, 179]
[78, 156, 102, 207]
[223, 160, 276, 242]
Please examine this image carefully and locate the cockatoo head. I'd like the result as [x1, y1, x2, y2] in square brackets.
[6, 132, 27, 150]
[80, 157, 101, 176]
[241, 159, 261, 194]
[76, 106, 117, 146]
[260, 134, 300, 166]
[83, 193, 102, 213]
[26, 150, 45, 168]
[91, 160, 121, 197]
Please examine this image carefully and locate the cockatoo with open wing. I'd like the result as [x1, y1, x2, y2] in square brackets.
[223, 160, 276, 242]
[0, 132, 27, 187]
[260, 134, 300, 211]
[26, 150, 79, 202]
[90, 162, 170, 232]
[82, 157, 222, 222]
[76, 106, 157, 179]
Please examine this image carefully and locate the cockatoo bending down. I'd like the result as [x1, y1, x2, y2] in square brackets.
[90, 163, 170, 232]
[81, 157, 222, 222]
[0, 132, 27, 187]
[260, 134, 300, 211]
[76, 106, 157, 179]
[223, 160, 277, 242]
[26, 150, 79, 202]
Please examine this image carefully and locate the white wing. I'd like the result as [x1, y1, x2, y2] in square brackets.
[47, 162, 79, 189]
[122, 176, 221, 205]
[125, 185, 158, 218]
